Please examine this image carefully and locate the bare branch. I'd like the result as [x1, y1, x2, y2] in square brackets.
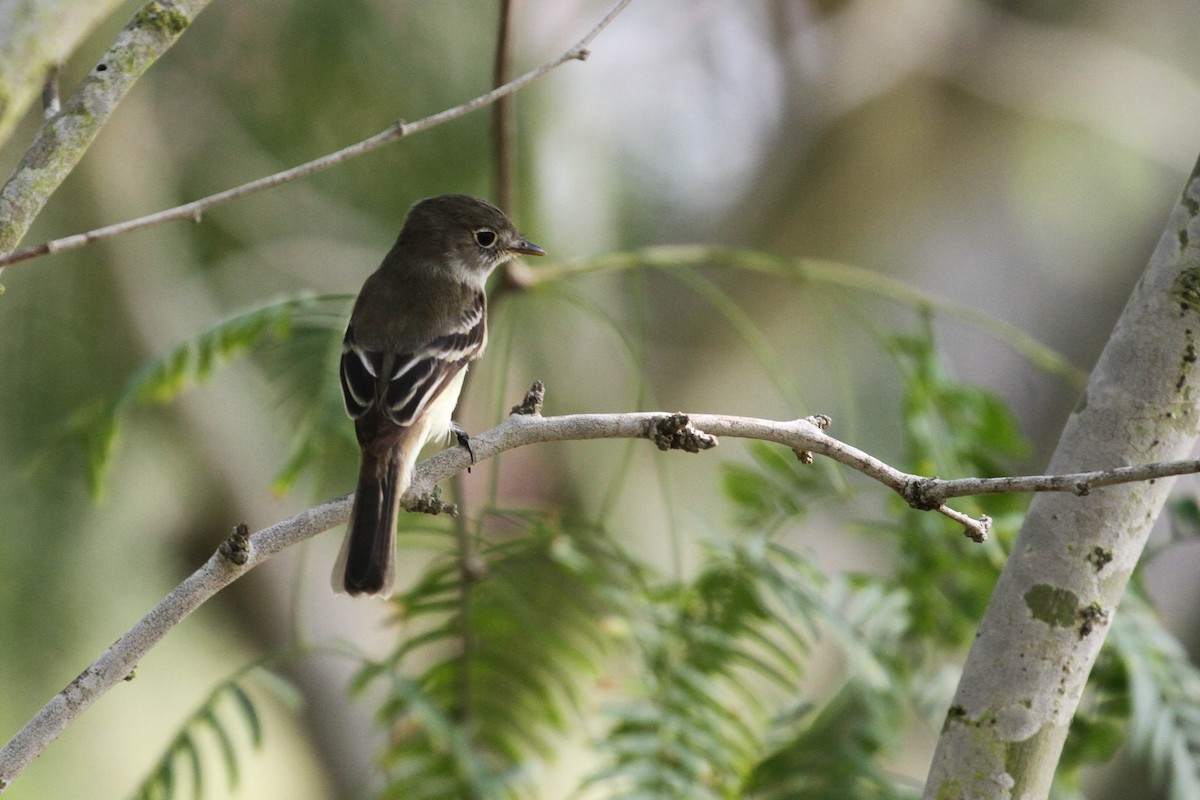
[7, 386, 1200, 789]
[0, 0, 216, 258]
[903, 459, 1200, 507]
[538, 245, 1089, 388]
[0, 498, 352, 791]
[492, 0, 518, 215]
[0, 0, 634, 270]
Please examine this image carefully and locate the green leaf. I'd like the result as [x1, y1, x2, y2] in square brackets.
[198, 706, 240, 789]
[743, 683, 911, 800]
[82, 293, 352, 497]
[721, 441, 840, 530]
[1101, 596, 1200, 797]
[1169, 496, 1200, 540]
[178, 732, 203, 799]
[228, 683, 263, 748]
[586, 537, 829, 797]
[128, 667, 294, 800]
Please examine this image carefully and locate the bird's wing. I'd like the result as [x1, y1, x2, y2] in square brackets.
[340, 292, 486, 429]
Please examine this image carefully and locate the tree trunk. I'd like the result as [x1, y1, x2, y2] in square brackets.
[924, 154, 1200, 797]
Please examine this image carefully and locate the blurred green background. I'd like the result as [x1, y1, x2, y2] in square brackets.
[3, 0, 1200, 797]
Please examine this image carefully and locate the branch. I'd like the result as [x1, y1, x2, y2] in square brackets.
[0, 0, 216, 258]
[0, 0, 633, 270]
[0, 499, 353, 791]
[8, 380, 1200, 789]
[904, 460, 1200, 506]
[537, 245, 1089, 388]
[0, 0, 128, 148]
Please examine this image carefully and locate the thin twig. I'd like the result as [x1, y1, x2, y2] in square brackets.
[537, 245, 1089, 388]
[905, 459, 1200, 505]
[492, 0, 517, 214]
[4, 390, 1200, 788]
[40, 64, 62, 119]
[0, 0, 634, 270]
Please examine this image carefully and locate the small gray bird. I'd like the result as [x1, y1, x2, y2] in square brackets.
[335, 194, 545, 597]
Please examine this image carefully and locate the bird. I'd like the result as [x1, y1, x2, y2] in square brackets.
[334, 194, 545, 597]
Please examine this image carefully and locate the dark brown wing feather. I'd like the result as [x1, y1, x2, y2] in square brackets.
[339, 292, 486, 441]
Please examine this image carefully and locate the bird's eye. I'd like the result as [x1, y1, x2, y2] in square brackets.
[474, 229, 497, 248]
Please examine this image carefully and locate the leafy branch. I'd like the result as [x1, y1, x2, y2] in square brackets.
[129, 666, 299, 800]
[76, 293, 348, 496]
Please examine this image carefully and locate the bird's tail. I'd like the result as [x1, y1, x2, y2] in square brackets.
[334, 448, 410, 597]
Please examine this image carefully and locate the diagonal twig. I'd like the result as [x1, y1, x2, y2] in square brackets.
[0, 0, 634, 270]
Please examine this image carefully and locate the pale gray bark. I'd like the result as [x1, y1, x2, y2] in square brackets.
[923, 156, 1200, 797]
[0, 0, 213, 255]
[0, 0, 125, 146]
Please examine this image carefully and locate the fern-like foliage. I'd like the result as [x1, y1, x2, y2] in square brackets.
[586, 538, 816, 799]
[253, 295, 356, 494]
[1087, 594, 1200, 799]
[720, 441, 844, 532]
[585, 536, 922, 800]
[575, 318, 1027, 798]
[743, 683, 912, 800]
[129, 667, 298, 800]
[350, 515, 633, 799]
[876, 325, 1026, 654]
[81, 293, 352, 497]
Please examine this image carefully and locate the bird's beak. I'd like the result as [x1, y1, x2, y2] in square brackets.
[507, 238, 547, 257]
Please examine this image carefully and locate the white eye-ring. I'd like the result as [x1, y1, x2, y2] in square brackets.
[474, 228, 498, 248]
